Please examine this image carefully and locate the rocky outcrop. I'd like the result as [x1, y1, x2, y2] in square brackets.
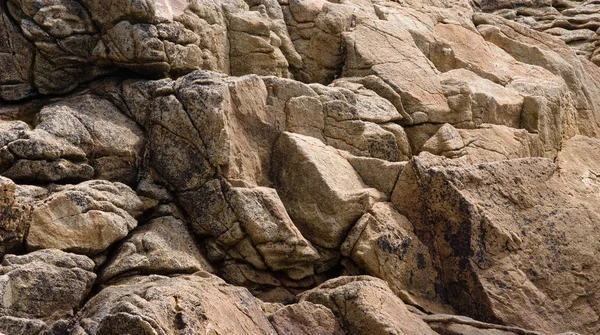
[273, 132, 386, 250]
[299, 276, 438, 335]
[26, 180, 143, 255]
[1, 0, 600, 334]
[268, 301, 345, 335]
[392, 136, 600, 334]
[71, 272, 277, 335]
[98, 216, 214, 283]
[0, 249, 96, 322]
[475, 0, 600, 66]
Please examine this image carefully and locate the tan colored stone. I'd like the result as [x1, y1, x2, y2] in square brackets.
[269, 301, 345, 335]
[0, 249, 96, 321]
[342, 153, 405, 196]
[300, 276, 437, 335]
[273, 132, 386, 249]
[341, 202, 447, 314]
[74, 273, 277, 335]
[227, 186, 320, 279]
[99, 216, 214, 283]
[0, 177, 30, 257]
[391, 136, 600, 333]
[26, 180, 142, 255]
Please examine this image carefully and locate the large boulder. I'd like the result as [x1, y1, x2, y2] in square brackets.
[98, 216, 214, 283]
[391, 136, 600, 334]
[26, 180, 143, 255]
[299, 276, 437, 335]
[273, 132, 386, 249]
[0, 249, 96, 321]
[72, 272, 277, 335]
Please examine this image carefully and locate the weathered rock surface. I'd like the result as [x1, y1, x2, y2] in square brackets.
[0, 249, 96, 321]
[476, 0, 600, 67]
[341, 202, 446, 314]
[273, 132, 386, 249]
[423, 314, 545, 335]
[72, 272, 277, 335]
[392, 135, 600, 334]
[26, 180, 143, 255]
[268, 301, 345, 335]
[98, 215, 214, 283]
[299, 276, 438, 335]
[0, 94, 145, 184]
[0, 176, 30, 256]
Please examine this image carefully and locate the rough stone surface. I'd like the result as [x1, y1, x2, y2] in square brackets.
[26, 180, 143, 255]
[392, 136, 600, 334]
[73, 273, 277, 335]
[341, 202, 448, 314]
[299, 276, 438, 335]
[268, 301, 345, 335]
[0, 177, 30, 256]
[0, 249, 96, 321]
[98, 216, 214, 283]
[273, 132, 386, 249]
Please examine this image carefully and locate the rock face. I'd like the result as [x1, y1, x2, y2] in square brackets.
[299, 276, 438, 335]
[72, 272, 277, 335]
[98, 216, 214, 283]
[392, 136, 600, 334]
[475, 0, 600, 66]
[273, 132, 386, 249]
[268, 301, 345, 335]
[0, 249, 96, 322]
[1, 0, 600, 334]
[26, 180, 143, 255]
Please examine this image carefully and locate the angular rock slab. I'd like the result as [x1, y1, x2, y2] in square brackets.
[98, 216, 214, 283]
[391, 136, 600, 334]
[341, 202, 446, 314]
[0, 249, 96, 321]
[268, 301, 345, 335]
[273, 132, 386, 249]
[227, 186, 320, 279]
[26, 180, 143, 255]
[299, 276, 437, 335]
[73, 273, 277, 335]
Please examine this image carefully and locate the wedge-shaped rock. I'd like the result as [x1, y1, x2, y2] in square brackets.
[268, 301, 344, 335]
[341, 202, 444, 313]
[227, 187, 320, 279]
[0, 249, 96, 321]
[73, 273, 277, 335]
[99, 216, 214, 283]
[26, 180, 143, 255]
[391, 136, 600, 334]
[273, 132, 386, 249]
[299, 276, 437, 335]
[341, 153, 405, 196]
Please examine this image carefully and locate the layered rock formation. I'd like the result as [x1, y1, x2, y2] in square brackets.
[1, 0, 600, 334]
